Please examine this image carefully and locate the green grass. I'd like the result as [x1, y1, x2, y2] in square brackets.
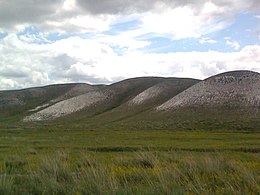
[0, 129, 259, 194]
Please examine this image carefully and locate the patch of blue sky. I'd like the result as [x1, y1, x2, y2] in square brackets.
[17, 26, 49, 44]
[212, 12, 259, 47]
[16, 25, 96, 43]
[0, 32, 8, 39]
[17, 26, 38, 35]
[140, 37, 192, 53]
[46, 32, 94, 42]
[109, 45, 126, 56]
[140, 36, 227, 53]
[107, 19, 141, 35]
[45, 32, 75, 42]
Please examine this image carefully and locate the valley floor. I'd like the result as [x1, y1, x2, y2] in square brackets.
[0, 129, 259, 194]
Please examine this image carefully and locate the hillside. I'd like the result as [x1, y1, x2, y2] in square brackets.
[157, 70, 260, 110]
[0, 83, 100, 122]
[0, 70, 259, 130]
[23, 77, 199, 122]
[124, 70, 260, 131]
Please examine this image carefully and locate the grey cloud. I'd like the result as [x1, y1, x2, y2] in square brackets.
[0, 0, 63, 30]
[200, 61, 225, 77]
[49, 54, 78, 79]
[66, 73, 110, 84]
[48, 54, 77, 71]
[251, 0, 260, 12]
[77, 0, 260, 14]
[0, 68, 28, 78]
[77, 0, 161, 14]
[46, 54, 110, 84]
[216, 62, 227, 70]
[0, 0, 259, 32]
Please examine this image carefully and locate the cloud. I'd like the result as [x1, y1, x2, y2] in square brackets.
[0, 0, 259, 90]
[139, 2, 231, 39]
[0, 0, 62, 31]
[225, 39, 240, 50]
[0, 34, 52, 89]
[0, 0, 259, 34]
[77, 0, 160, 14]
[77, 0, 260, 15]
[0, 0, 113, 33]
[0, 33, 259, 90]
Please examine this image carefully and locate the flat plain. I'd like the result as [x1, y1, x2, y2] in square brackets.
[0, 129, 259, 194]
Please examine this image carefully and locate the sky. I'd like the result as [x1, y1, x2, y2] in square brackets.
[0, 0, 259, 90]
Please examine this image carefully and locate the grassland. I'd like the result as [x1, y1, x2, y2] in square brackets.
[0, 129, 259, 194]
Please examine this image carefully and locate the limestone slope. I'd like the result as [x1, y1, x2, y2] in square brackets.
[128, 78, 199, 106]
[157, 70, 260, 111]
[24, 91, 108, 121]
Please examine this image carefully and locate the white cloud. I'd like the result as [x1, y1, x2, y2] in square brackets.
[0, 0, 259, 90]
[0, 33, 259, 90]
[0, 78, 21, 89]
[138, 1, 232, 40]
[226, 40, 240, 50]
[0, 34, 53, 89]
[62, 0, 77, 11]
[42, 15, 114, 33]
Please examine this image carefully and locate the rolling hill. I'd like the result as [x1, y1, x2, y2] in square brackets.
[0, 70, 259, 130]
[157, 70, 260, 110]
[0, 83, 99, 122]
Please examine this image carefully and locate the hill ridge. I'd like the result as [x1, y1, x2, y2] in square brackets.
[1, 70, 259, 130]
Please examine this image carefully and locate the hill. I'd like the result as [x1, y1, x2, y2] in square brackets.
[157, 70, 260, 110]
[0, 83, 100, 122]
[0, 70, 259, 130]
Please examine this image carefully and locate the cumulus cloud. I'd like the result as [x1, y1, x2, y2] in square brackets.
[76, 0, 260, 15]
[0, 33, 259, 90]
[0, 0, 259, 90]
[0, 0, 259, 33]
[0, 34, 52, 89]
[0, 0, 113, 33]
[77, 0, 160, 14]
[140, 3, 231, 39]
[0, 0, 62, 31]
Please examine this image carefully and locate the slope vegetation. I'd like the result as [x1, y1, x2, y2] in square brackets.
[0, 70, 259, 130]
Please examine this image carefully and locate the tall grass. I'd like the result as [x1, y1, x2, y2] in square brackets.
[1, 150, 258, 194]
[0, 162, 14, 194]
[0, 130, 259, 194]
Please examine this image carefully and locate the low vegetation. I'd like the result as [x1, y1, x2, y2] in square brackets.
[0, 129, 259, 194]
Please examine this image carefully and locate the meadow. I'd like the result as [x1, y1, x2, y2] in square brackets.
[0, 129, 259, 194]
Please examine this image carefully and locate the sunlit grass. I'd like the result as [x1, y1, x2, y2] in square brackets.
[0, 129, 259, 194]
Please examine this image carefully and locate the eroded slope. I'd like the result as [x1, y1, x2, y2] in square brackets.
[157, 70, 260, 111]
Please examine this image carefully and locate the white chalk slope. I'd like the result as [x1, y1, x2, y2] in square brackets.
[24, 91, 107, 121]
[157, 70, 260, 111]
[128, 78, 199, 106]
